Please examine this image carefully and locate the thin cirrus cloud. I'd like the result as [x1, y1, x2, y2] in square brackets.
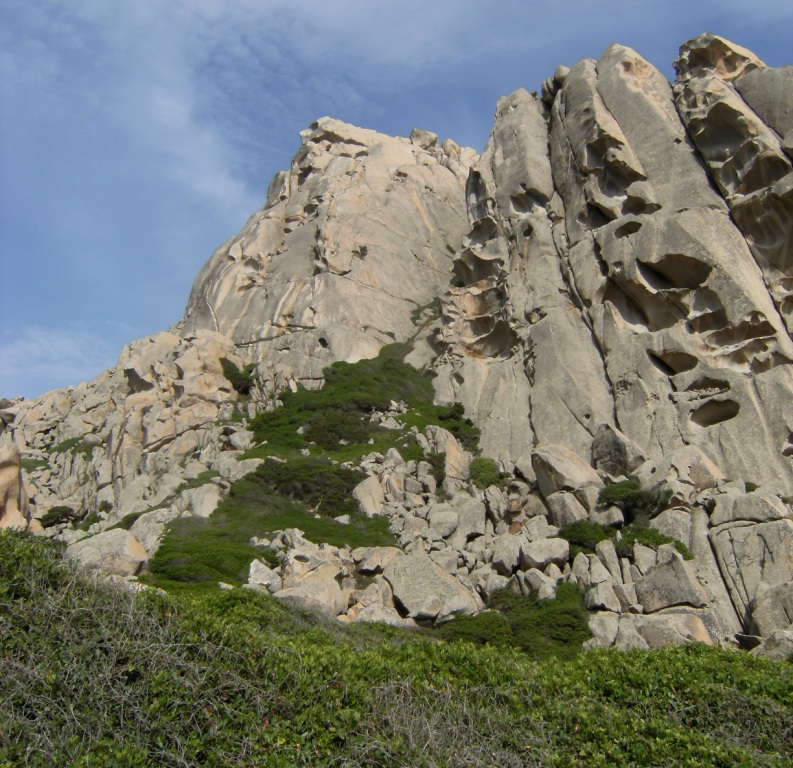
[1, 1, 792, 399]
[0, 326, 124, 401]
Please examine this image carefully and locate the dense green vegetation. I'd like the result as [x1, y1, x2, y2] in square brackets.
[2, 531, 791, 767]
[145, 344, 492, 590]
[558, 518, 695, 561]
[220, 356, 257, 396]
[469, 456, 504, 489]
[38, 504, 79, 529]
[144, 464, 395, 591]
[434, 582, 591, 662]
[19, 457, 47, 473]
[49, 435, 95, 459]
[246, 343, 479, 459]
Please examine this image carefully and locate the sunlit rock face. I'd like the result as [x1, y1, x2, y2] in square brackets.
[183, 117, 476, 393]
[2, 35, 793, 650]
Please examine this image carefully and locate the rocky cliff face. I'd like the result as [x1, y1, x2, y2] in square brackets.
[2, 34, 792, 656]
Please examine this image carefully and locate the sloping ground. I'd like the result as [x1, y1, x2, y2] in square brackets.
[1, 530, 791, 767]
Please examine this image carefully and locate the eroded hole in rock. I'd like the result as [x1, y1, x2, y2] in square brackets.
[466, 171, 492, 221]
[615, 220, 642, 239]
[646, 350, 699, 376]
[686, 309, 728, 335]
[690, 399, 740, 427]
[465, 217, 498, 248]
[644, 253, 713, 290]
[453, 249, 501, 286]
[317, 337, 329, 349]
[511, 193, 533, 214]
[468, 321, 514, 359]
[593, 241, 609, 276]
[623, 196, 660, 216]
[706, 317, 777, 348]
[579, 203, 612, 229]
[603, 283, 651, 329]
[637, 260, 675, 291]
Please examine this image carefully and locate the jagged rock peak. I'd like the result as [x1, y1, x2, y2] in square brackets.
[182, 117, 477, 394]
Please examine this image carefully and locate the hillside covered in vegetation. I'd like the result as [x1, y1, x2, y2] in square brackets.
[1, 530, 791, 767]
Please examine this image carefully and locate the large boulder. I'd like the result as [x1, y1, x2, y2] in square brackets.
[383, 552, 483, 622]
[66, 529, 149, 577]
[0, 442, 28, 530]
[634, 550, 709, 613]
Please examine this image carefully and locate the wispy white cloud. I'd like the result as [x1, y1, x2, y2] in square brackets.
[0, 325, 126, 399]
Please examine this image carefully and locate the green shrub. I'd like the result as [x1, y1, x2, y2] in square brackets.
[558, 520, 613, 558]
[469, 457, 502, 489]
[253, 458, 363, 518]
[50, 436, 94, 458]
[436, 402, 481, 451]
[745, 481, 760, 493]
[436, 583, 591, 662]
[39, 505, 79, 528]
[174, 469, 219, 495]
[78, 510, 102, 531]
[598, 480, 672, 523]
[220, 357, 256, 395]
[111, 509, 147, 531]
[426, 451, 446, 486]
[146, 465, 394, 588]
[615, 525, 694, 561]
[20, 457, 48, 472]
[303, 407, 373, 449]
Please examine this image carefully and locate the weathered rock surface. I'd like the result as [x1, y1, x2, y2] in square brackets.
[383, 552, 484, 622]
[66, 529, 148, 577]
[4, 35, 793, 654]
[0, 442, 28, 530]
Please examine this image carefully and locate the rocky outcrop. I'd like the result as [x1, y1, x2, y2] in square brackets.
[3, 34, 793, 655]
[0, 442, 29, 530]
[183, 117, 475, 394]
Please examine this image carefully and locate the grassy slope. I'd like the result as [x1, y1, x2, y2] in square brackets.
[1, 531, 791, 767]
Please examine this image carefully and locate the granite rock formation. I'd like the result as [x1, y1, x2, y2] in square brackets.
[2, 34, 792, 655]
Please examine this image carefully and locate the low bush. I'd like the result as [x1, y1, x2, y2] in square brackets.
[247, 344, 480, 458]
[146, 467, 394, 589]
[39, 505, 79, 528]
[558, 519, 613, 559]
[436, 583, 591, 663]
[615, 525, 694, 561]
[78, 510, 102, 531]
[469, 456, 503, 489]
[50, 436, 94, 459]
[253, 457, 363, 518]
[597, 479, 672, 524]
[220, 357, 256, 395]
[20, 457, 48, 472]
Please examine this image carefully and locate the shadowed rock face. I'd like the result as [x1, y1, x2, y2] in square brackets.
[3, 35, 793, 651]
[434, 36, 793, 490]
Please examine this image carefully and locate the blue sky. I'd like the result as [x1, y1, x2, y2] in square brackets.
[2, 0, 792, 398]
